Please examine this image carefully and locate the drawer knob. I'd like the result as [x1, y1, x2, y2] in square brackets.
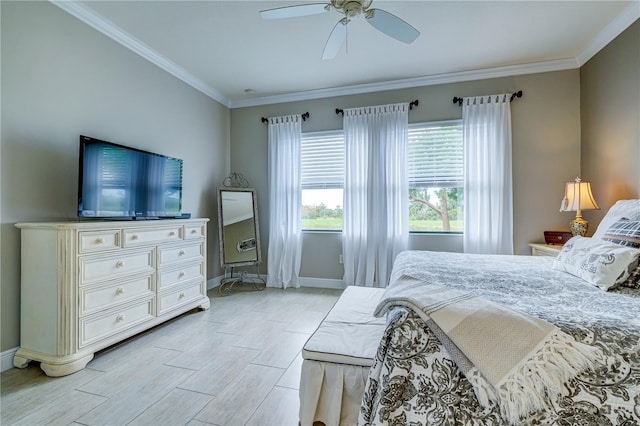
[115, 260, 125, 268]
[179, 292, 185, 299]
[179, 271, 185, 278]
[131, 235, 139, 241]
[115, 287, 124, 295]
[190, 229, 197, 234]
[169, 231, 176, 236]
[95, 238, 104, 244]
[116, 314, 125, 322]
[178, 250, 185, 256]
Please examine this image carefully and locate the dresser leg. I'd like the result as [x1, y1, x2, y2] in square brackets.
[40, 353, 94, 377]
[13, 353, 31, 369]
[198, 298, 211, 311]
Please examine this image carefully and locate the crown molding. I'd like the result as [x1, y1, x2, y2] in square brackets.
[575, 1, 640, 66]
[228, 58, 579, 108]
[49, 0, 231, 107]
[52, 0, 637, 110]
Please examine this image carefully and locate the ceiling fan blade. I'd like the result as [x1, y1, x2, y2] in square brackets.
[322, 18, 348, 60]
[365, 8, 420, 44]
[260, 3, 329, 20]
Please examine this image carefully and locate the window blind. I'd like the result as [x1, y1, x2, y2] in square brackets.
[301, 130, 344, 189]
[98, 145, 130, 187]
[408, 120, 463, 188]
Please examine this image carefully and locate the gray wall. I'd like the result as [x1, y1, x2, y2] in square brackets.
[230, 70, 582, 280]
[1, 1, 230, 352]
[581, 19, 640, 226]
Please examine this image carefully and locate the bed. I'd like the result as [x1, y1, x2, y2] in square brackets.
[301, 199, 640, 425]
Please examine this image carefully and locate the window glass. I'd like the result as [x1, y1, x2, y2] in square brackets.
[408, 121, 464, 232]
[301, 131, 344, 230]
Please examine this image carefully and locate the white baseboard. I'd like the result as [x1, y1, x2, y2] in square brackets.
[299, 277, 345, 289]
[1, 347, 17, 372]
[208, 275, 344, 290]
[207, 276, 223, 290]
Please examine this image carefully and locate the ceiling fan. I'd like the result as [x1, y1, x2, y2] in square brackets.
[260, 0, 420, 60]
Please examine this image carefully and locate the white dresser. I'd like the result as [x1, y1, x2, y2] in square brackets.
[14, 218, 210, 377]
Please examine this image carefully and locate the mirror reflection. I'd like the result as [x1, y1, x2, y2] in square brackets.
[217, 188, 261, 267]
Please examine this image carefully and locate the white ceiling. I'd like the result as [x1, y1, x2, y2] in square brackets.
[55, 1, 639, 108]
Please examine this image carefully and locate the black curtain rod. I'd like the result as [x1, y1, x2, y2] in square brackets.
[335, 100, 419, 116]
[452, 90, 523, 106]
[261, 111, 310, 124]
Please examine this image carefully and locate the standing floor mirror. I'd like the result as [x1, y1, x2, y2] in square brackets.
[217, 178, 265, 295]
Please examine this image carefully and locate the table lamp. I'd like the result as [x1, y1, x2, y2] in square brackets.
[560, 177, 600, 236]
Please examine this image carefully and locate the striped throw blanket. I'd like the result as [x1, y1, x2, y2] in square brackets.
[374, 275, 602, 424]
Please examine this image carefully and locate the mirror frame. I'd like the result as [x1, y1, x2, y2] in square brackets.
[217, 187, 262, 268]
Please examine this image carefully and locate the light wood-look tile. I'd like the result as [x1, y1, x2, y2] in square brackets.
[278, 352, 304, 389]
[128, 388, 214, 425]
[251, 330, 310, 369]
[176, 345, 261, 395]
[1, 367, 102, 424]
[193, 363, 284, 425]
[0, 287, 343, 426]
[76, 364, 195, 425]
[11, 389, 106, 426]
[246, 385, 301, 426]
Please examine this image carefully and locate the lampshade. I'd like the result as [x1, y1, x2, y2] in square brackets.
[560, 177, 600, 237]
[560, 177, 600, 212]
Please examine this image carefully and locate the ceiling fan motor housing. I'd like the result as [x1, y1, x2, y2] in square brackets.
[332, 0, 373, 17]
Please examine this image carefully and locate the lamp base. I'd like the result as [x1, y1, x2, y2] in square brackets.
[570, 216, 589, 237]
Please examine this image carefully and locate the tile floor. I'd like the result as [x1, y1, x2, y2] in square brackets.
[1, 285, 343, 426]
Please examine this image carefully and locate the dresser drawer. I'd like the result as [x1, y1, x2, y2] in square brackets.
[79, 275, 154, 316]
[79, 249, 154, 285]
[157, 242, 204, 267]
[184, 223, 206, 240]
[157, 262, 203, 290]
[79, 299, 154, 348]
[122, 225, 182, 247]
[78, 230, 120, 253]
[157, 281, 205, 315]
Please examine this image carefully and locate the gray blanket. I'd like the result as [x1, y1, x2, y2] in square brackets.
[373, 274, 601, 424]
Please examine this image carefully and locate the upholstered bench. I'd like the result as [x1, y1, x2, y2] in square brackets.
[299, 286, 386, 426]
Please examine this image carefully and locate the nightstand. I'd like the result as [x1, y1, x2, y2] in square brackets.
[528, 243, 563, 257]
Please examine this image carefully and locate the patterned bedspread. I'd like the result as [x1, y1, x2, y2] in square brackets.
[360, 251, 640, 426]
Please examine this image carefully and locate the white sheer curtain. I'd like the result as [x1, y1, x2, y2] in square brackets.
[267, 114, 303, 288]
[343, 103, 409, 287]
[462, 94, 514, 254]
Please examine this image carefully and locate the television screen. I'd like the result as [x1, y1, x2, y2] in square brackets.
[78, 135, 183, 219]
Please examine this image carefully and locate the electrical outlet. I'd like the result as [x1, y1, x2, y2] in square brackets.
[339, 254, 344, 264]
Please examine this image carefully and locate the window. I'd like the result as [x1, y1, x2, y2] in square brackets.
[301, 130, 344, 230]
[408, 120, 464, 232]
[300, 122, 463, 233]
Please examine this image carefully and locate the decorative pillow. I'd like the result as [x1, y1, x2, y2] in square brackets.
[552, 236, 640, 290]
[622, 264, 640, 289]
[592, 199, 640, 240]
[602, 218, 640, 248]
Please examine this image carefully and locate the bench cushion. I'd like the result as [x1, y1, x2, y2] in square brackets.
[302, 286, 386, 367]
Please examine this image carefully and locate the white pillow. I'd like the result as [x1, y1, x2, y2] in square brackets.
[552, 236, 640, 290]
[592, 199, 640, 240]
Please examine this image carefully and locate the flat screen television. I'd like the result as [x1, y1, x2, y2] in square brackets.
[78, 135, 183, 219]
